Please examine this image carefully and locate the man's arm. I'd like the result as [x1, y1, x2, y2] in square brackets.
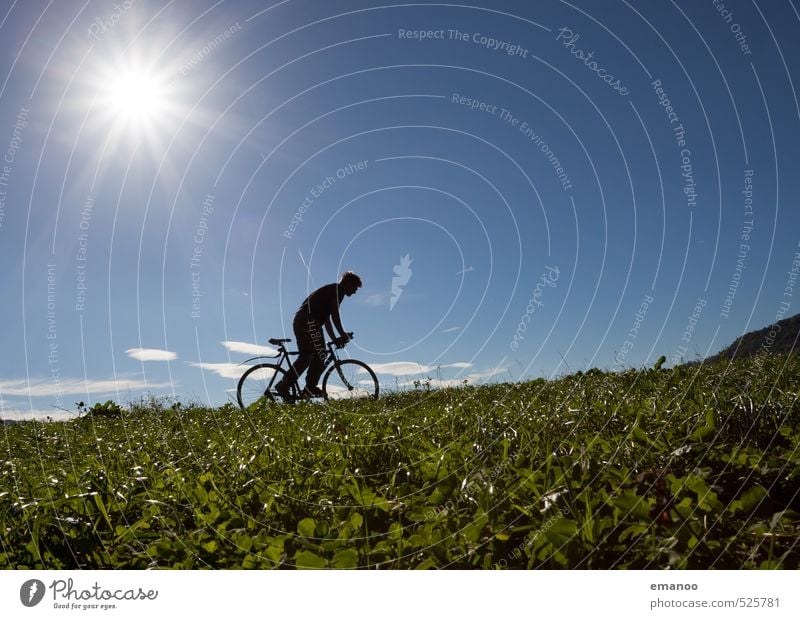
[323, 317, 337, 341]
[331, 302, 346, 338]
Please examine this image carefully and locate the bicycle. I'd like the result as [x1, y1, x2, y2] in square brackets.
[236, 332, 379, 410]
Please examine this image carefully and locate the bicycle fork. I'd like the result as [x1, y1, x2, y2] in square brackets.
[334, 363, 355, 392]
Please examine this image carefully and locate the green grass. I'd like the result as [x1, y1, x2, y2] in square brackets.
[2, 353, 799, 569]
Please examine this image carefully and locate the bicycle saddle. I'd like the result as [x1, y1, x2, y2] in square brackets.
[269, 338, 292, 345]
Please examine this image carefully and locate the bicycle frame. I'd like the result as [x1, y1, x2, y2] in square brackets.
[238, 341, 343, 392]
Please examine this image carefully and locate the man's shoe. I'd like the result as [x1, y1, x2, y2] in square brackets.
[275, 381, 293, 402]
[302, 385, 325, 399]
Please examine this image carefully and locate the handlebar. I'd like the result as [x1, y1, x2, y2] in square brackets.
[333, 332, 354, 349]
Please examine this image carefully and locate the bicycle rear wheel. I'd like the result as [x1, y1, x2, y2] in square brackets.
[237, 363, 294, 410]
[322, 359, 379, 401]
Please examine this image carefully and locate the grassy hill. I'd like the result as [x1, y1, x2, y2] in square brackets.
[1, 353, 798, 569]
[706, 312, 800, 363]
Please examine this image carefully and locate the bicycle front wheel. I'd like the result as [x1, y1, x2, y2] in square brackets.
[237, 363, 293, 410]
[322, 359, 379, 401]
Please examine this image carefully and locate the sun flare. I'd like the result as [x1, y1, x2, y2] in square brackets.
[78, 43, 207, 157]
[102, 69, 167, 125]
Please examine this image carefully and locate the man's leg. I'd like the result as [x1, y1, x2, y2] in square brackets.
[305, 320, 327, 393]
[283, 352, 310, 390]
[276, 314, 316, 393]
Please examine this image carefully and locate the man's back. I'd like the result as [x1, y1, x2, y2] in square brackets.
[297, 283, 344, 324]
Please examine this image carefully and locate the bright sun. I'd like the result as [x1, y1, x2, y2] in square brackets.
[103, 69, 167, 125]
[81, 47, 197, 152]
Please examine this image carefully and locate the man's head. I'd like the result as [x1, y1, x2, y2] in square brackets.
[340, 271, 362, 296]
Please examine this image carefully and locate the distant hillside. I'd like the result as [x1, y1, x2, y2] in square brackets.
[706, 312, 800, 363]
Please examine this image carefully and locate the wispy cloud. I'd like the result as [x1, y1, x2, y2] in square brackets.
[397, 365, 508, 388]
[456, 266, 474, 275]
[364, 292, 387, 306]
[367, 362, 427, 376]
[126, 348, 177, 362]
[468, 366, 508, 381]
[0, 378, 173, 398]
[441, 326, 461, 333]
[189, 362, 248, 380]
[0, 406, 75, 421]
[398, 377, 464, 389]
[221, 341, 278, 356]
[367, 361, 473, 376]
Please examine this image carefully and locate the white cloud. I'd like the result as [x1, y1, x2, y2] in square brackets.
[397, 365, 508, 388]
[0, 378, 173, 398]
[1, 406, 76, 422]
[221, 341, 279, 356]
[367, 362, 430, 376]
[126, 348, 177, 362]
[398, 378, 464, 389]
[367, 361, 473, 376]
[364, 293, 387, 306]
[441, 326, 461, 333]
[467, 366, 509, 381]
[189, 362, 250, 380]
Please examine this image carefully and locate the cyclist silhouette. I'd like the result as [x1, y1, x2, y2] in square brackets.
[275, 271, 362, 399]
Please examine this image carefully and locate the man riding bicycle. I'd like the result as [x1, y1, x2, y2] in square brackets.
[275, 271, 362, 400]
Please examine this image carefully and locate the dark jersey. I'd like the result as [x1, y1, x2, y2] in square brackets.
[296, 283, 345, 324]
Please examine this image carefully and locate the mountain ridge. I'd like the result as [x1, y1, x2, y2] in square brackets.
[705, 312, 800, 363]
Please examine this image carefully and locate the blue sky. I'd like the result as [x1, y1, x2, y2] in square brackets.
[1, 0, 799, 419]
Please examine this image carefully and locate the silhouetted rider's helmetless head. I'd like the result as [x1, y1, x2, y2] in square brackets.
[340, 271, 362, 296]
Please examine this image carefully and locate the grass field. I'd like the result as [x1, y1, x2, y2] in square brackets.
[2, 353, 799, 569]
